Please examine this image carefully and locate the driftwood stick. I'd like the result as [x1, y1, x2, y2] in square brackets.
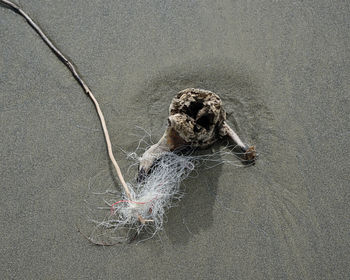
[0, 0, 133, 200]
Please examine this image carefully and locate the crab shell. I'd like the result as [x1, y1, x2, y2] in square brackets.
[138, 88, 255, 179]
[167, 88, 226, 150]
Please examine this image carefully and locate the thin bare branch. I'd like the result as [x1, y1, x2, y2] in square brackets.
[0, 0, 132, 199]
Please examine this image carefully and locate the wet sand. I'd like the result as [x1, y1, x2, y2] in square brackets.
[1, 1, 349, 279]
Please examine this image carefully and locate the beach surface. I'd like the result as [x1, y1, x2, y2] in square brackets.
[1, 1, 349, 279]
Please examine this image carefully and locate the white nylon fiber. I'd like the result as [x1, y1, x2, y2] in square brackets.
[109, 151, 196, 236]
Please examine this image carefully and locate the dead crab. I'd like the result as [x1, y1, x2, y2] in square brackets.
[138, 88, 256, 180]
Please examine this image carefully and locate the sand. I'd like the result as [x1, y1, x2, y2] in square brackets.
[1, 0, 349, 279]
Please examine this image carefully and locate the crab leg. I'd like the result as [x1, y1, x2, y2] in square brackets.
[221, 122, 256, 161]
[138, 131, 170, 181]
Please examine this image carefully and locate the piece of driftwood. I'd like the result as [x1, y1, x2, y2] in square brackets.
[0, 0, 134, 199]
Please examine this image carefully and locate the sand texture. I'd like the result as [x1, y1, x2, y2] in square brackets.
[1, 1, 349, 279]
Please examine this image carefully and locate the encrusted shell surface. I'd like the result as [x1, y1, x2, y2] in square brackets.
[138, 88, 255, 178]
[168, 88, 226, 148]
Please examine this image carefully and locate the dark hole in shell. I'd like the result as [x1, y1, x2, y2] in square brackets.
[197, 113, 213, 130]
[184, 100, 204, 119]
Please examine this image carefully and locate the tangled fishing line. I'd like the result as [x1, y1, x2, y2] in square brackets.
[87, 141, 255, 243]
[1, 1, 256, 244]
[110, 151, 196, 235]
